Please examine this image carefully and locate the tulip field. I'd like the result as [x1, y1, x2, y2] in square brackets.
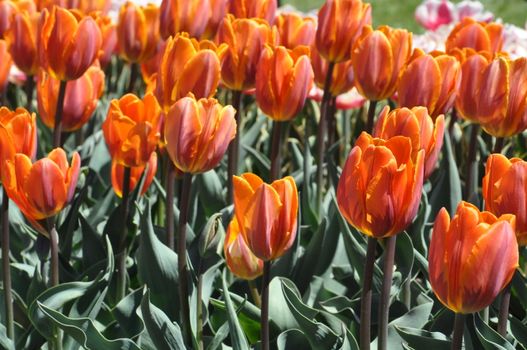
[3, 0, 527, 349]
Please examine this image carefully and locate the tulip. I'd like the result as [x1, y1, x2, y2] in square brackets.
[311, 45, 355, 97]
[217, 15, 275, 92]
[445, 17, 502, 53]
[159, 0, 211, 40]
[352, 25, 412, 101]
[397, 49, 461, 119]
[155, 33, 222, 111]
[111, 151, 157, 198]
[315, 0, 371, 63]
[116, 2, 159, 64]
[337, 132, 424, 238]
[255, 45, 314, 121]
[374, 106, 444, 180]
[0, 1, 34, 38]
[5, 9, 39, 75]
[0, 40, 12, 93]
[203, 0, 230, 40]
[414, 0, 455, 31]
[229, 0, 276, 24]
[35, 0, 110, 13]
[483, 154, 527, 245]
[102, 93, 161, 168]
[39, 6, 102, 81]
[429, 201, 518, 314]
[224, 217, 264, 280]
[140, 40, 165, 88]
[92, 12, 116, 69]
[275, 12, 316, 50]
[233, 173, 298, 261]
[37, 63, 104, 132]
[164, 95, 236, 174]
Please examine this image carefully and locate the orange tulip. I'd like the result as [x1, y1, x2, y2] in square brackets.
[429, 201, 518, 314]
[224, 217, 264, 280]
[374, 106, 444, 180]
[0, 1, 34, 38]
[217, 15, 275, 91]
[315, 0, 371, 63]
[140, 40, 165, 87]
[159, 0, 211, 40]
[155, 33, 222, 111]
[92, 12, 116, 68]
[203, 0, 230, 40]
[456, 54, 527, 137]
[337, 132, 424, 238]
[275, 12, 316, 50]
[445, 17, 502, 54]
[0, 39, 12, 93]
[483, 154, 527, 245]
[35, 0, 110, 14]
[233, 173, 298, 261]
[164, 95, 236, 174]
[5, 9, 39, 75]
[255, 45, 314, 121]
[397, 49, 461, 119]
[102, 93, 161, 167]
[229, 0, 276, 24]
[116, 2, 159, 64]
[111, 151, 157, 198]
[311, 45, 355, 97]
[352, 25, 412, 101]
[2, 148, 80, 230]
[37, 63, 104, 132]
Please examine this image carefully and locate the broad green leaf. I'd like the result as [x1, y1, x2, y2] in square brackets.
[509, 316, 527, 349]
[206, 322, 229, 350]
[395, 326, 450, 349]
[112, 287, 144, 339]
[277, 329, 311, 350]
[196, 171, 226, 217]
[473, 314, 515, 350]
[221, 270, 250, 350]
[0, 324, 14, 350]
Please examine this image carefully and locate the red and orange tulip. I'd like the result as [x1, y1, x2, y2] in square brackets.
[37, 63, 105, 132]
[483, 154, 527, 245]
[35, 0, 110, 14]
[5, 8, 39, 75]
[275, 12, 316, 50]
[311, 45, 355, 97]
[39, 6, 102, 81]
[397, 49, 461, 119]
[429, 201, 518, 314]
[374, 106, 444, 179]
[337, 132, 424, 238]
[117, 2, 159, 64]
[224, 217, 264, 280]
[315, 0, 371, 63]
[111, 152, 157, 198]
[92, 12, 116, 68]
[203, 0, 231, 40]
[0, 39, 12, 93]
[102, 93, 161, 167]
[229, 0, 276, 24]
[0, 1, 34, 38]
[233, 173, 298, 261]
[255, 45, 314, 121]
[445, 17, 503, 54]
[159, 0, 210, 40]
[164, 95, 236, 174]
[352, 25, 412, 101]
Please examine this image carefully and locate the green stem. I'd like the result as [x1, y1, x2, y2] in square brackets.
[227, 90, 242, 203]
[52, 80, 68, 148]
[464, 124, 480, 203]
[359, 237, 377, 350]
[451, 313, 465, 350]
[497, 282, 511, 336]
[366, 100, 377, 134]
[2, 189, 13, 340]
[249, 279, 261, 307]
[493, 137, 505, 154]
[166, 163, 176, 250]
[270, 120, 284, 181]
[261, 261, 271, 350]
[25, 75, 34, 111]
[378, 236, 397, 350]
[128, 63, 138, 94]
[196, 264, 204, 350]
[117, 166, 131, 301]
[49, 223, 62, 350]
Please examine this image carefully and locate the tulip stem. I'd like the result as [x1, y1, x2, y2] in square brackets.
[451, 313, 465, 350]
[166, 163, 176, 250]
[196, 263, 204, 350]
[117, 166, 132, 301]
[378, 236, 397, 350]
[270, 120, 284, 181]
[25, 75, 34, 111]
[261, 261, 271, 350]
[52, 80, 68, 148]
[448, 108, 458, 137]
[497, 282, 512, 336]
[128, 63, 138, 93]
[493, 137, 505, 154]
[464, 124, 480, 203]
[178, 173, 193, 345]
[366, 100, 377, 134]
[248, 280, 261, 307]
[315, 61, 335, 214]
[360, 237, 377, 350]
[227, 90, 243, 203]
[1, 189, 13, 340]
[49, 224, 60, 287]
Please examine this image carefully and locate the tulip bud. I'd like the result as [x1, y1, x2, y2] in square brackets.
[39, 6, 102, 81]
[159, 0, 211, 40]
[310, 45, 355, 97]
[164, 95, 236, 174]
[102, 93, 161, 167]
[0, 39, 12, 93]
[255, 45, 314, 121]
[337, 132, 424, 238]
[229, 0, 276, 24]
[111, 151, 157, 198]
[429, 202, 518, 314]
[199, 212, 223, 258]
[5, 9, 39, 75]
[275, 12, 316, 50]
[224, 217, 264, 280]
[446, 17, 503, 54]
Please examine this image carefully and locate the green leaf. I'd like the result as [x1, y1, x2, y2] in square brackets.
[112, 287, 144, 339]
[395, 232, 414, 284]
[196, 171, 226, 217]
[80, 215, 106, 277]
[473, 313, 515, 350]
[221, 270, 250, 350]
[395, 326, 450, 349]
[276, 329, 311, 350]
[0, 323, 14, 350]
[509, 316, 527, 349]
[206, 322, 229, 350]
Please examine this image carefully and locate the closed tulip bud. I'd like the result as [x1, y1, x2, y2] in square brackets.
[0, 39, 12, 93]
[352, 25, 412, 101]
[429, 202, 518, 314]
[316, 0, 371, 63]
[374, 106, 444, 180]
[456, 54, 527, 137]
[5, 9, 39, 75]
[483, 154, 527, 245]
[117, 2, 159, 64]
[2, 148, 80, 227]
[233, 173, 298, 261]
[203, 0, 230, 40]
[255, 45, 314, 121]
[39, 6, 101, 81]
[337, 132, 424, 238]
[165, 95, 236, 174]
[224, 217, 264, 280]
[275, 13, 316, 50]
[111, 151, 157, 198]
[446, 17, 502, 53]
[218, 15, 276, 91]
[311, 45, 355, 97]
[159, 0, 211, 40]
[155, 33, 222, 111]
[102, 93, 161, 168]
[92, 12, 116, 68]
[229, 0, 276, 24]
[398, 49, 461, 119]
[37, 64, 104, 132]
